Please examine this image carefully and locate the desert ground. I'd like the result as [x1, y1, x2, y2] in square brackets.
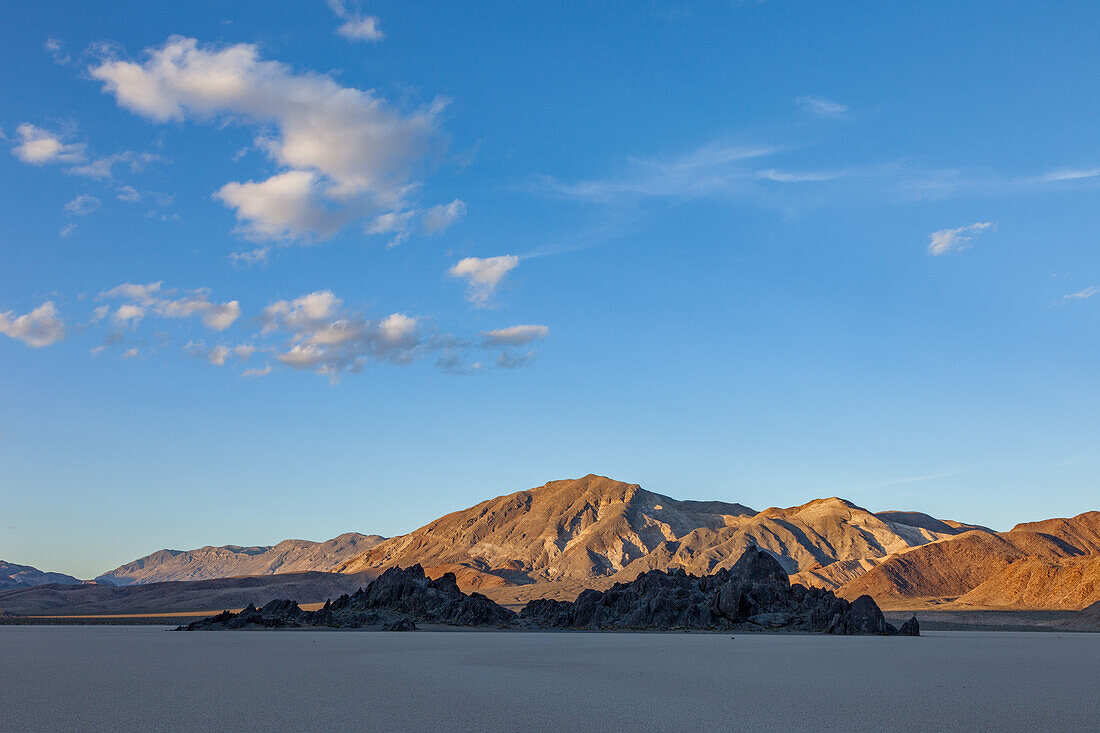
[1, 627, 1097, 732]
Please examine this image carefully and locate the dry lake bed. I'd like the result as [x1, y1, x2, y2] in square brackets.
[1, 627, 1097, 732]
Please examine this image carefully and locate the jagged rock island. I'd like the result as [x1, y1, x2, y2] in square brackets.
[182, 548, 918, 635]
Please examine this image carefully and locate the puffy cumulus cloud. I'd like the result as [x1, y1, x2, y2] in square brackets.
[112, 303, 145, 326]
[0, 302, 66, 348]
[329, 1, 384, 42]
[260, 290, 422, 378]
[481, 324, 549, 345]
[101, 281, 163, 302]
[90, 36, 444, 241]
[99, 281, 240, 331]
[10, 123, 87, 164]
[185, 341, 257, 366]
[448, 255, 520, 306]
[215, 170, 346, 240]
[10, 123, 159, 182]
[927, 222, 995, 256]
[422, 198, 466, 234]
[242, 364, 273, 378]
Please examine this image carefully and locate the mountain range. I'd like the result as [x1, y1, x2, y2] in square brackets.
[95, 532, 386, 585]
[3, 474, 1098, 615]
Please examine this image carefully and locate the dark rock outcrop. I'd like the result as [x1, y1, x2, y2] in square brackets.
[520, 548, 915, 634]
[899, 616, 920, 636]
[183, 549, 915, 636]
[182, 564, 515, 630]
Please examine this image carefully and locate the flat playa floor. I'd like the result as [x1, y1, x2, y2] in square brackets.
[1, 627, 1097, 732]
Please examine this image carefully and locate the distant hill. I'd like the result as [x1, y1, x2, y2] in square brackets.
[0, 571, 378, 616]
[97, 532, 386, 585]
[838, 511, 1100, 609]
[0, 561, 83, 590]
[1058, 599, 1100, 631]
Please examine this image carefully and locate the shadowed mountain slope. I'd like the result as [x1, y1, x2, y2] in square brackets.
[838, 511, 1100, 609]
[0, 561, 83, 590]
[97, 533, 386, 585]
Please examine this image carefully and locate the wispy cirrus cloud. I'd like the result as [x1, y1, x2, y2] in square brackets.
[927, 221, 995, 256]
[481, 324, 549, 345]
[797, 96, 849, 117]
[1060, 286, 1097, 303]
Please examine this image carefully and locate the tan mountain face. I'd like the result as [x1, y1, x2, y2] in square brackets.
[338, 475, 755, 585]
[336, 475, 972, 592]
[97, 533, 386, 585]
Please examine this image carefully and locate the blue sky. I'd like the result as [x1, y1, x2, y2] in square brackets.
[2, 1, 1098, 577]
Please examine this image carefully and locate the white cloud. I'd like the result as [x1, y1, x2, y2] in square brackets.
[927, 222, 995, 256]
[260, 290, 425, 377]
[1029, 168, 1100, 183]
[90, 36, 442, 240]
[0, 302, 66, 347]
[11, 123, 86, 164]
[200, 301, 241, 331]
[69, 151, 162, 180]
[121, 347, 139, 359]
[59, 223, 77, 238]
[329, 0, 384, 42]
[543, 143, 795, 203]
[186, 341, 230, 365]
[100, 281, 240, 331]
[497, 350, 536, 368]
[448, 255, 520, 306]
[366, 208, 416, 247]
[112, 303, 145, 326]
[102, 281, 162, 303]
[45, 38, 70, 65]
[233, 344, 257, 360]
[482, 324, 549, 345]
[116, 185, 141, 202]
[423, 199, 466, 234]
[242, 364, 273, 378]
[64, 194, 101, 216]
[186, 340, 258, 366]
[1062, 287, 1097, 302]
[215, 170, 345, 240]
[229, 246, 271, 267]
[797, 96, 849, 117]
